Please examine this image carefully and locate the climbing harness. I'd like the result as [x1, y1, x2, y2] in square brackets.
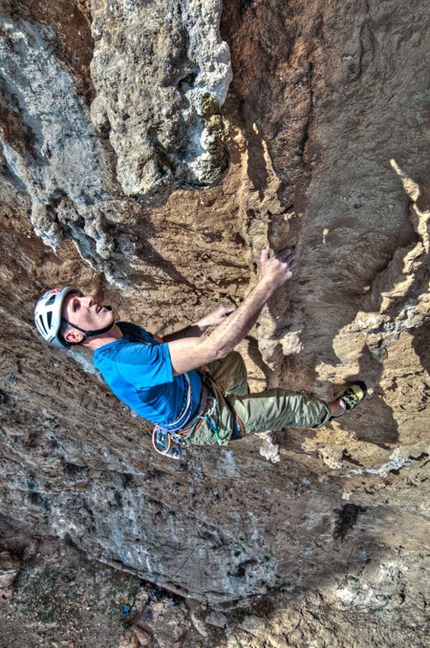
[152, 370, 245, 458]
[119, 322, 246, 457]
[152, 373, 212, 458]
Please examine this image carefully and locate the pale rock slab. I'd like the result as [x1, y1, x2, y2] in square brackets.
[90, 0, 232, 200]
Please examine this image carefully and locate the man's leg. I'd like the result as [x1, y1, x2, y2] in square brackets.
[190, 378, 366, 446]
[206, 351, 249, 396]
[228, 388, 331, 436]
[227, 381, 367, 437]
[190, 385, 330, 446]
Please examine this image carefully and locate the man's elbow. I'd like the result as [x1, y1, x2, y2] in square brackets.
[206, 341, 234, 363]
[196, 336, 233, 364]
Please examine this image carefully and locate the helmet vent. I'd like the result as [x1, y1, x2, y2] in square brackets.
[38, 314, 47, 335]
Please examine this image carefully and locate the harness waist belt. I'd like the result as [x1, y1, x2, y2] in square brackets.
[175, 383, 211, 438]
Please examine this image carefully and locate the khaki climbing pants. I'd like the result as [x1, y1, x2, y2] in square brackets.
[190, 352, 331, 446]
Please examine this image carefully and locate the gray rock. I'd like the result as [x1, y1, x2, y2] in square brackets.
[90, 0, 232, 200]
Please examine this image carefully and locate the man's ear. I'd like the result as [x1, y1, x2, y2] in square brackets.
[63, 328, 85, 345]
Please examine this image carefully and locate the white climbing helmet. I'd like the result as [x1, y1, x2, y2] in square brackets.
[34, 286, 81, 349]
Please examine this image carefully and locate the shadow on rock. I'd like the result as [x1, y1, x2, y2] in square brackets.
[411, 320, 430, 375]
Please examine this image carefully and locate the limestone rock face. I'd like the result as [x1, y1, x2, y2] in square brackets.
[0, 0, 230, 277]
[0, 0, 429, 644]
[90, 0, 232, 200]
[0, 0, 119, 272]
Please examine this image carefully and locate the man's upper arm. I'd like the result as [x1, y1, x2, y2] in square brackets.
[167, 337, 217, 375]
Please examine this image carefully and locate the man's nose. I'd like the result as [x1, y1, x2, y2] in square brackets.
[81, 295, 94, 307]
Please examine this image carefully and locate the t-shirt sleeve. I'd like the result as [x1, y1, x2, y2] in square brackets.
[113, 341, 174, 389]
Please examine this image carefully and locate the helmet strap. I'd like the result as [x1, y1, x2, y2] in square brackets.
[61, 306, 114, 345]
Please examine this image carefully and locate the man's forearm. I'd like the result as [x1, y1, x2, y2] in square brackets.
[166, 281, 274, 375]
[166, 248, 295, 375]
[201, 248, 295, 359]
[201, 280, 274, 358]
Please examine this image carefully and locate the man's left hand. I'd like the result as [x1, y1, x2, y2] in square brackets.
[196, 305, 236, 329]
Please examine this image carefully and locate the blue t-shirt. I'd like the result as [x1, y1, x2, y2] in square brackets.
[93, 322, 202, 429]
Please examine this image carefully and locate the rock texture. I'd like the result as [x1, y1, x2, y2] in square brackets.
[0, 0, 429, 645]
[91, 0, 232, 199]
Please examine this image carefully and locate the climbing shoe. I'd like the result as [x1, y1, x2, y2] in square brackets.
[338, 381, 367, 413]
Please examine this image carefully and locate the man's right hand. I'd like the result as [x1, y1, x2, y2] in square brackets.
[258, 246, 296, 293]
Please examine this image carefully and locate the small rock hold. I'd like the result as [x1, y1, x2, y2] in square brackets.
[205, 611, 228, 628]
[259, 435, 281, 464]
[133, 627, 152, 646]
[190, 611, 208, 637]
[119, 631, 139, 648]
[0, 551, 20, 590]
[318, 446, 344, 470]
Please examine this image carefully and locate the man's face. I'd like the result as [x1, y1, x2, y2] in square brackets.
[61, 292, 115, 338]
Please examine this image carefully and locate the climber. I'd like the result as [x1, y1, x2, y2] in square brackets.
[34, 247, 366, 457]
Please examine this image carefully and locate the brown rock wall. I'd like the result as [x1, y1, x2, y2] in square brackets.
[0, 0, 429, 644]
